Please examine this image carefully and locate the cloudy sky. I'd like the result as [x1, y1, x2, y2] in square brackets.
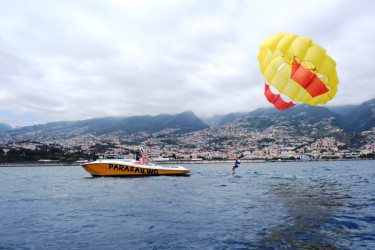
[0, 0, 374, 127]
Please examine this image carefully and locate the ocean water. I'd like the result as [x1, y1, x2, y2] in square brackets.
[0, 160, 374, 249]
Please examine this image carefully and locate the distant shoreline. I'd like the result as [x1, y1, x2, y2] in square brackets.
[0, 162, 79, 167]
[0, 158, 373, 167]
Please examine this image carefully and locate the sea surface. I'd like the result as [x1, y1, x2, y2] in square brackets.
[1, 160, 374, 249]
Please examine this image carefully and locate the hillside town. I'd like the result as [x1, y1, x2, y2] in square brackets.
[1, 117, 374, 163]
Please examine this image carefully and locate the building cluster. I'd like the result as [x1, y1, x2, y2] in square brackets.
[1, 120, 375, 161]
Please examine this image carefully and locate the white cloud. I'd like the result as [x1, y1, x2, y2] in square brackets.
[0, 0, 374, 126]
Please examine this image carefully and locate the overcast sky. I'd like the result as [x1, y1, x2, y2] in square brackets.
[0, 0, 374, 127]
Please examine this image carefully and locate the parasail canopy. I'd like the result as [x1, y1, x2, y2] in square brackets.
[258, 32, 339, 110]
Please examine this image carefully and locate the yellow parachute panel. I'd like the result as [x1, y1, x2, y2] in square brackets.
[258, 32, 339, 110]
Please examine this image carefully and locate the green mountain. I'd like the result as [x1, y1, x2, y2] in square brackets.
[202, 99, 375, 133]
[5, 111, 208, 140]
[234, 104, 345, 137]
[344, 98, 375, 132]
[110, 111, 208, 135]
[0, 123, 12, 133]
[1, 99, 374, 143]
[201, 112, 248, 126]
[327, 105, 357, 117]
[203, 104, 345, 129]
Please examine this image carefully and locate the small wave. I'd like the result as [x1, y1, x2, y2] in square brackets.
[360, 216, 375, 223]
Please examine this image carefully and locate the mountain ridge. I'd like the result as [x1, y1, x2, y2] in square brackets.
[3, 111, 208, 138]
[201, 98, 375, 132]
[1, 99, 374, 140]
[0, 123, 13, 133]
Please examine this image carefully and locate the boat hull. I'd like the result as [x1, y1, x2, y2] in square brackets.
[82, 162, 190, 177]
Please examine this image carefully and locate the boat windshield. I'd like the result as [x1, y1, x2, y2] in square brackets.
[105, 154, 131, 160]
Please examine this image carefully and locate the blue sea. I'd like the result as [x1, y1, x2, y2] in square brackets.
[1, 160, 374, 249]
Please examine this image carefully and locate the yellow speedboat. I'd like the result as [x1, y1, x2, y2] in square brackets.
[82, 158, 190, 177]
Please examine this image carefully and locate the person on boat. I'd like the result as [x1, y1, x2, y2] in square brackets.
[136, 151, 141, 161]
[232, 156, 241, 175]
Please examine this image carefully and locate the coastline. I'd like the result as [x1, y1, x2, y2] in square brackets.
[0, 161, 78, 167]
[0, 158, 373, 167]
